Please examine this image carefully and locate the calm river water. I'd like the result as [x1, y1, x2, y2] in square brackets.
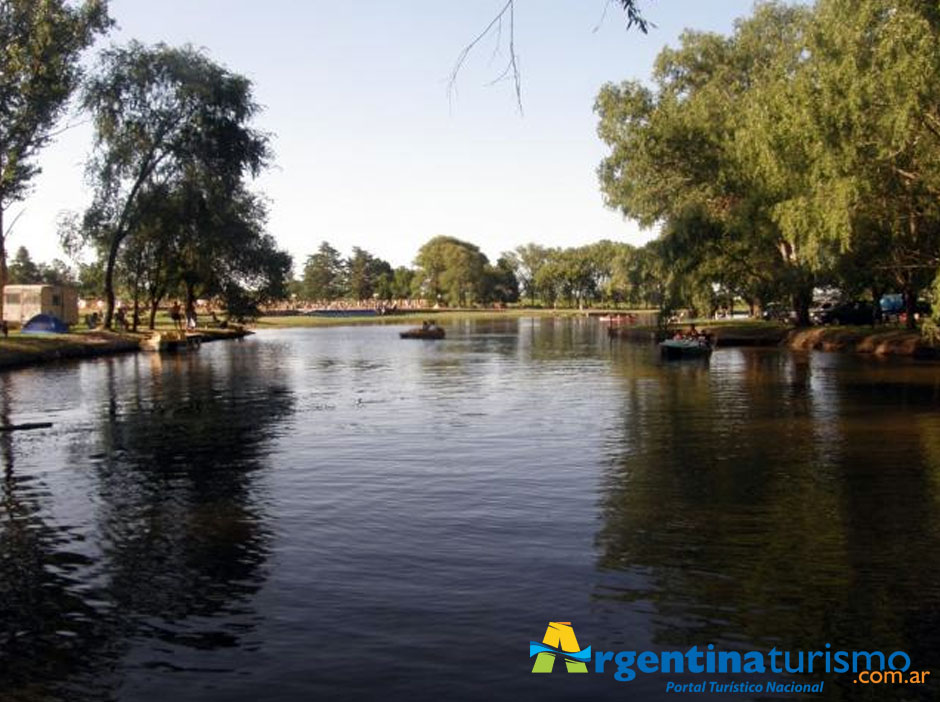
[1, 318, 938, 701]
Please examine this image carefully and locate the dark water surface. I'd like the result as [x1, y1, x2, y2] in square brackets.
[1, 319, 938, 701]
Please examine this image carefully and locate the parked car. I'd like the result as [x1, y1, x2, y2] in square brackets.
[809, 301, 833, 323]
[814, 301, 876, 325]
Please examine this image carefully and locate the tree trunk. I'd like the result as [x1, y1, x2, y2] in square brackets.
[904, 287, 918, 330]
[103, 231, 126, 330]
[792, 286, 813, 327]
[871, 286, 885, 325]
[128, 262, 139, 332]
[0, 206, 5, 323]
[185, 281, 196, 326]
[904, 206, 920, 330]
[149, 298, 160, 330]
[131, 291, 140, 332]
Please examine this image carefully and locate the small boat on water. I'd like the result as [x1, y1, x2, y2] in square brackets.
[400, 325, 445, 340]
[659, 337, 712, 360]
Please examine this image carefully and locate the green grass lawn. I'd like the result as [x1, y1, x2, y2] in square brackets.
[253, 307, 657, 329]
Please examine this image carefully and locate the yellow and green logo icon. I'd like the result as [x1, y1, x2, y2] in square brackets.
[529, 622, 592, 673]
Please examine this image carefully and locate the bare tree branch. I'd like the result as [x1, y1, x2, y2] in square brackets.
[449, 1, 651, 114]
[448, 1, 521, 113]
[2, 209, 24, 239]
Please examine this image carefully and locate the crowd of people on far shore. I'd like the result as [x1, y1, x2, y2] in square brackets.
[80, 298, 226, 332]
[265, 298, 431, 313]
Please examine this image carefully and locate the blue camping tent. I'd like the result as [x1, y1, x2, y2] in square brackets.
[21, 314, 69, 334]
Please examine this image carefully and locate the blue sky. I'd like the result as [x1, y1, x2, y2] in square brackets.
[14, 0, 761, 271]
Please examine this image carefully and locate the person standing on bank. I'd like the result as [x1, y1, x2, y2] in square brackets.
[170, 301, 183, 331]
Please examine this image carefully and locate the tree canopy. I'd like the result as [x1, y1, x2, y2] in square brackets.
[76, 41, 277, 328]
[596, 0, 940, 327]
[0, 0, 111, 312]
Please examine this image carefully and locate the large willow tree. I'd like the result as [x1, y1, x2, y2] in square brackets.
[80, 42, 270, 329]
[596, 3, 819, 323]
[744, 0, 940, 328]
[598, 0, 940, 328]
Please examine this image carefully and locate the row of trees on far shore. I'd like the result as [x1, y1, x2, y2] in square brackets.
[294, 237, 674, 310]
[297, 238, 521, 307]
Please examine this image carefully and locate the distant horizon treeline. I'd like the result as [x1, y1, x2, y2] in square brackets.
[293, 236, 680, 310]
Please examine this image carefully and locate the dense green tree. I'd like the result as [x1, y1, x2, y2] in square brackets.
[503, 243, 549, 305]
[115, 182, 182, 329]
[413, 235, 488, 306]
[481, 256, 520, 304]
[740, 0, 940, 328]
[389, 266, 414, 300]
[610, 241, 671, 309]
[302, 241, 345, 301]
[598, 0, 940, 329]
[80, 42, 270, 329]
[5, 245, 77, 288]
[76, 260, 103, 299]
[596, 3, 820, 323]
[345, 247, 393, 301]
[102, 167, 290, 326]
[530, 245, 618, 309]
[0, 0, 111, 314]
[216, 231, 292, 320]
[532, 248, 564, 307]
[39, 258, 75, 286]
[174, 180, 290, 320]
[7, 245, 39, 283]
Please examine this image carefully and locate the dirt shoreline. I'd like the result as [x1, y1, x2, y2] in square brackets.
[610, 323, 940, 359]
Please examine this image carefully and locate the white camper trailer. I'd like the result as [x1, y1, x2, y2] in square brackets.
[3, 284, 79, 326]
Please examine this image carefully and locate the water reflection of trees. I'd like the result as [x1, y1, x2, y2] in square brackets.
[597, 350, 940, 700]
[0, 373, 116, 701]
[0, 347, 294, 700]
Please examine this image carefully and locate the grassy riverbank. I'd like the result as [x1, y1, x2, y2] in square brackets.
[253, 308, 647, 328]
[0, 330, 140, 371]
[0, 327, 251, 372]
